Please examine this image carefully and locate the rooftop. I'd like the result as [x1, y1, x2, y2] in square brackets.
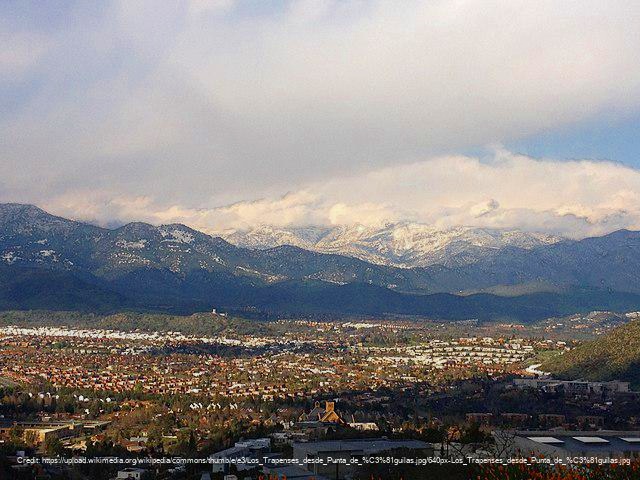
[516, 431, 640, 453]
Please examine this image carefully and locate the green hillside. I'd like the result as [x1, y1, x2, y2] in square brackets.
[543, 319, 640, 387]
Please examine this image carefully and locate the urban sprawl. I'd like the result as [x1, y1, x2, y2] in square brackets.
[1, 315, 639, 480]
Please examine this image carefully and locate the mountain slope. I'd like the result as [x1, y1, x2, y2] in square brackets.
[224, 224, 640, 296]
[1, 262, 640, 320]
[543, 320, 640, 387]
[421, 229, 640, 295]
[244, 282, 640, 321]
[221, 223, 562, 268]
[0, 264, 134, 312]
[0, 203, 423, 292]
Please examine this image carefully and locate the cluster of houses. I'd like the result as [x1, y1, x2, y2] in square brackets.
[366, 337, 539, 371]
[2, 329, 551, 406]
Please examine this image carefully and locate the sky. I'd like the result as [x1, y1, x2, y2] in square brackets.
[1, 0, 640, 238]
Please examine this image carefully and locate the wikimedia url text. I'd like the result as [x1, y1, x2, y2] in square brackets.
[15, 455, 633, 467]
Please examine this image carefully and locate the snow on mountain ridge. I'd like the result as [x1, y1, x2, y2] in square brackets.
[220, 223, 563, 268]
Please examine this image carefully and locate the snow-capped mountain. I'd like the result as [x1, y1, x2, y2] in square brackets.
[220, 223, 563, 268]
[0, 203, 424, 292]
[3, 203, 640, 320]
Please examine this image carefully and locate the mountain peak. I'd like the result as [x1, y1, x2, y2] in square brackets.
[604, 228, 639, 238]
[0, 202, 94, 237]
[0, 202, 48, 217]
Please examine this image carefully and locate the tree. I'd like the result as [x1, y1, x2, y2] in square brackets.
[44, 436, 65, 456]
[489, 429, 517, 458]
[8, 425, 24, 444]
[23, 430, 38, 448]
[173, 428, 197, 456]
[147, 424, 164, 452]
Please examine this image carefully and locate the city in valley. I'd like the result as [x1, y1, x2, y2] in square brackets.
[3, 2, 640, 479]
[2, 311, 640, 479]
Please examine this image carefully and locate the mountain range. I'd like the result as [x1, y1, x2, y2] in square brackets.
[221, 224, 562, 268]
[2, 203, 640, 320]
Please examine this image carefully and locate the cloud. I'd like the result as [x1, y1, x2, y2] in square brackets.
[0, 24, 50, 81]
[1, 0, 640, 211]
[187, 0, 236, 17]
[2, 0, 640, 241]
[216, 191, 322, 227]
[29, 151, 640, 239]
[469, 199, 500, 218]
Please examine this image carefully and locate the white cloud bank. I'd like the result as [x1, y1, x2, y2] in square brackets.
[38, 151, 640, 238]
[1, 1, 640, 237]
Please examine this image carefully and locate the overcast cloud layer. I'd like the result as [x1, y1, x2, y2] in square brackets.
[2, 1, 640, 237]
[38, 151, 640, 239]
